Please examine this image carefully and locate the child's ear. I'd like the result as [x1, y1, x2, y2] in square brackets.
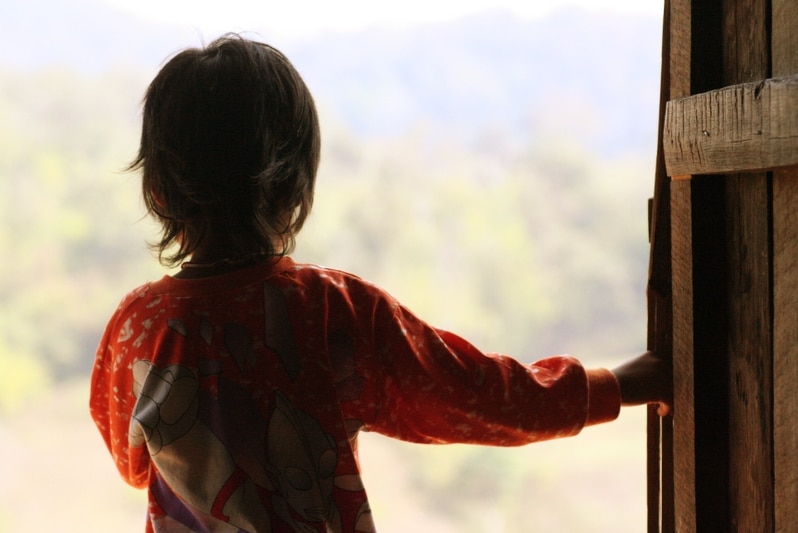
[152, 191, 164, 207]
[147, 188, 170, 217]
[150, 189, 166, 209]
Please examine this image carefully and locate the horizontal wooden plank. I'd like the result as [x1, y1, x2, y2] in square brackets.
[664, 75, 798, 176]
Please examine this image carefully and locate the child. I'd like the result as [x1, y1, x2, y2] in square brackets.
[90, 34, 670, 533]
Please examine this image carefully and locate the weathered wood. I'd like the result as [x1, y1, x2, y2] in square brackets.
[722, 2, 774, 531]
[663, 75, 798, 176]
[771, 2, 798, 531]
[725, 173, 773, 532]
[772, 0, 798, 78]
[653, 1, 798, 531]
[670, 179, 695, 533]
[646, 1, 688, 531]
[773, 170, 798, 533]
[723, 0, 769, 85]
[669, 0, 691, 99]
[667, 2, 733, 532]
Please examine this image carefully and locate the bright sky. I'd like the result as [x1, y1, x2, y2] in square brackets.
[102, 0, 663, 37]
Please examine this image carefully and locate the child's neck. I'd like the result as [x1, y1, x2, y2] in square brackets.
[174, 242, 270, 279]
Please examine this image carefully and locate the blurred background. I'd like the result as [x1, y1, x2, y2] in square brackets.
[0, 0, 663, 530]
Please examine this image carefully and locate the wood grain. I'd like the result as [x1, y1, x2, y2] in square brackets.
[723, 2, 774, 530]
[646, 1, 689, 530]
[663, 75, 798, 176]
[670, 179, 695, 533]
[772, 0, 798, 78]
[771, 1, 798, 530]
[725, 173, 773, 532]
[773, 169, 798, 533]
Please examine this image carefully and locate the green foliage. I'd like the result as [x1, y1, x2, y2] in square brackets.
[0, 59, 652, 389]
[297, 129, 651, 362]
[0, 67, 164, 387]
[0, 337, 51, 415]
[0, 64, 653, 531]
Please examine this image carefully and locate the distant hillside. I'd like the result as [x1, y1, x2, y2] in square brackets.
[2, 0, 663, 155]
[284, 9, 662, 155]
[1, 0, 198, 71]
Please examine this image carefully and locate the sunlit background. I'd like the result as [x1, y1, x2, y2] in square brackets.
[0, 0, 663, 531]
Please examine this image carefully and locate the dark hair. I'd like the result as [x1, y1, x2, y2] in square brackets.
[129, 34, 320, 266]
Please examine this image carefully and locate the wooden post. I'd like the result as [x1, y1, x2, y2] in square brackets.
[648, 1, 690, 531]
[652, 0, 798, 531]
[647, 2, 676, 532]
[722, 0, 774, 531]
[772, 169, 798, 533]
[669, 176, 694, 533]
[771, 1, 798, 530]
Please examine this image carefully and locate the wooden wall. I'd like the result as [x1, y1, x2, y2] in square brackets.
[648, 0, 798, 531]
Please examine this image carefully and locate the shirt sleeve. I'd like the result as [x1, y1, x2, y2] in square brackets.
[89, 288, 152, 488]
[356, 292, 621, 446]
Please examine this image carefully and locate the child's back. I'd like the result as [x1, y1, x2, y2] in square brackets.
[90, 34, 669, 533]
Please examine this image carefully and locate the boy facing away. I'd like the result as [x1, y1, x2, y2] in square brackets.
[90, 35, 670, 532]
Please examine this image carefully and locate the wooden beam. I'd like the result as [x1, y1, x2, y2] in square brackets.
[771, 1, 798, 531]
[772, 0, 798, 78]
[670, 179, 695, 533]
[663, 75, 798, 176]
[725, 171, 773, 532]
[773, 172, 798, 533]
[646, 1, 688, 530]
[722, 1, 773, 531]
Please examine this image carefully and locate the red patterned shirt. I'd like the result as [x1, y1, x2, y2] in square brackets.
[90, 256, 620, 532]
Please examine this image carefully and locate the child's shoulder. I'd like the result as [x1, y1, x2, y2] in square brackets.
[107, 282, 157, 317]
[288, 260, 362, 278]
[286, 260, 376, 289]
[286, 259, 397, 298]
[116, 282, 152, 304]
[97, 282, 157, 340]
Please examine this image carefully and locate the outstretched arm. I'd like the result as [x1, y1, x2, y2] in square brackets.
[611, 351, 672, 416]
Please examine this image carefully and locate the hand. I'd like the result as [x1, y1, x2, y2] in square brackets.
[611, 351, 672, 416]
